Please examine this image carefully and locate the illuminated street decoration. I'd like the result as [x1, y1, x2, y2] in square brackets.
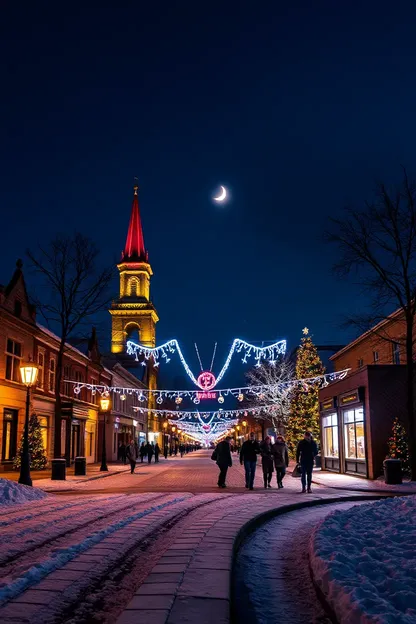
[125, 338, 287, 389]
[69, 369, 350, 402]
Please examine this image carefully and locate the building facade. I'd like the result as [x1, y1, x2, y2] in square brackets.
[318, 309, 410, 479]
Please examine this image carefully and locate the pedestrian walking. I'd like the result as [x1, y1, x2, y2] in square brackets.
[126, 439, 138, 474]
[240, 432, 260, 490]
[296, 432, 318, 493]
[260, 436, 274, 488]
[212, 436, 232, 488]
[154, 442, 160, 463]
[147, 442, 154, 464]
[271, 434, 289, 489]
[179, 443, 185, 457]
[118, 442, 126, 465]
[139, 442, 146, 463]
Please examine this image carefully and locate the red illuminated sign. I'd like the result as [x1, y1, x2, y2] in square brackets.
[196, 391, 216, 400]
[197, 371, 216, 391]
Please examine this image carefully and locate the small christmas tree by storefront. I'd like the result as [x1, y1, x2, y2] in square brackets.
[286, 328, 325, 457]
[13, 414, 48, 470]
[387, 417, 410, 475]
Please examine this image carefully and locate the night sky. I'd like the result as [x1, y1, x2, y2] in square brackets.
[2, 2, 416, 384]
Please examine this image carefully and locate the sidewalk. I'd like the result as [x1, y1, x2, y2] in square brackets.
[313, 469, 416, 494]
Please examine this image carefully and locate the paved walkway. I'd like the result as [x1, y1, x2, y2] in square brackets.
[0, 451, 407, 623]
[313, 470, 416, 493]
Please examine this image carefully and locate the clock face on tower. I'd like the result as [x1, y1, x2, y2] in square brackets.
[197, 371, 217, 390]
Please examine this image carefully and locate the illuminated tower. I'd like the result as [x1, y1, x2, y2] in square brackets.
[110, 185, 159, 353]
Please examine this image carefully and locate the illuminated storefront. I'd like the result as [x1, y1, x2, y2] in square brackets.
[319, 366, 407, 479]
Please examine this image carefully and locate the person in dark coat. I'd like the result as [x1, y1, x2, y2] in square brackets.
[240, 432, 260, 490]
[213, 436, 232, 488]
[118, 442, 126, 465]
[147, 442, 154, 464]
[125, 439, 138, 474]
[259, 436, 274, 488]
[271, 434, 289, 488]
[296, 432, 318, 493]
[154, 443, 160, 462]
[139, 442, 146, 463]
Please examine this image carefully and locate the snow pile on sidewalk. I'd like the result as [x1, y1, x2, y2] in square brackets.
[0, 478, 48, 506]
[310, 496, 416, 624]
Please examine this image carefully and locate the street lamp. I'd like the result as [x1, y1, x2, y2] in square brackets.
[19, 359, 39, 486]
[100, 394, 111, 472]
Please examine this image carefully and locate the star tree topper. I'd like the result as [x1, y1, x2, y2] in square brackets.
[302, 327, 309, 335]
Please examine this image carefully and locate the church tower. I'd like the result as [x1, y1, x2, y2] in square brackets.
[110, 185, 159, 354]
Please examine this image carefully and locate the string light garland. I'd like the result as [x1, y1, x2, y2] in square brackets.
[126, 338, 287, 388]
[68, 369, 350, 403]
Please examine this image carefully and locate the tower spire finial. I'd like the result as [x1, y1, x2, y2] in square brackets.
[122, 182, 147, 262]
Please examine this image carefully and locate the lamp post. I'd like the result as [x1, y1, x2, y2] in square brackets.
[100, 395, 111, 472]
[18, 359, 39, 487]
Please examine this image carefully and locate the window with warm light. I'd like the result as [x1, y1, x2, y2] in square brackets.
[49, 357, 56, 392]
[37, 350, 45, 389]
[5, 338, 22, 382]
[343, 407, 365, 460]
[322, 413, 339, 458]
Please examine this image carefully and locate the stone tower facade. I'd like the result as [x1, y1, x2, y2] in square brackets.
[110, 185, 159, 353]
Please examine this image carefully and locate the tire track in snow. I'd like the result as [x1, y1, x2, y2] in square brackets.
[0, 494, 190, 606]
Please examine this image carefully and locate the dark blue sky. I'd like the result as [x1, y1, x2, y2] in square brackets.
[2, 1, 416, 382]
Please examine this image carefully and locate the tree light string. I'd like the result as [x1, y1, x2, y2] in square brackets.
[68, 369, 350, 403]
[126, 338, 287, 388]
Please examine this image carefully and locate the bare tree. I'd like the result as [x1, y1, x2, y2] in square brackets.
[325, 169, 416, 479]
[246, 358, 294, 432]
[28, 233, 114, 461]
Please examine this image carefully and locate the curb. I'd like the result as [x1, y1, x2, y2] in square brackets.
[230, 494, 389, 624]
[312, 477, 416, 495]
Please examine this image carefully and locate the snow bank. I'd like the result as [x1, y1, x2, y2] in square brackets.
[310, 496, 416, 624]
[0, 478, 48, 506]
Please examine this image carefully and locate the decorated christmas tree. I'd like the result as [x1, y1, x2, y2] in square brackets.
[286, 328, 325, 457]
[13, 414, 48, 470]
[387, 417, 410, 475]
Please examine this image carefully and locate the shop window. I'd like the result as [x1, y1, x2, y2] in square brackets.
[38, 416, 48, 453]
[343, 407, 365, 460]
[37, 351, 45, 389]
[61, 419, 67, 458]
[2, 409, 18, 461]
[373, 351, 379, 364]
[5, 339, 22, 382]
[49, 357, 56, 392]
[322, 413, 339, 457]
[392, 342, 400, 365]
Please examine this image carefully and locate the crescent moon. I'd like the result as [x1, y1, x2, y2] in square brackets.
[213, 185, 227, 202]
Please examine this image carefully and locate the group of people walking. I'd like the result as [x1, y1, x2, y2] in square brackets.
[118, 441, 161, 473]
[213, 431, 318, 492]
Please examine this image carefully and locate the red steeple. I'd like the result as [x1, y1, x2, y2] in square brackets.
[122, 185, 148, 262]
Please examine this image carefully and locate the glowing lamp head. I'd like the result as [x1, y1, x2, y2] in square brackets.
[19, 360, 39, 387]
[236, 425, 240, 431]
[100, 396, 111, 412]
[163, 421, 168, 429]
[172, 426, 176, 432]
[242, 420, 247, 427]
